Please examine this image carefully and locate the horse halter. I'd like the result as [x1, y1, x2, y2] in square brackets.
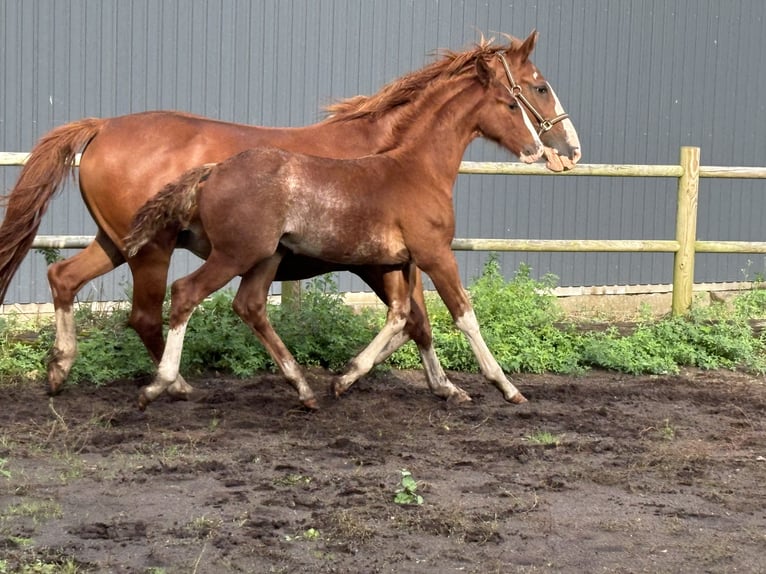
[496, 52, 569, 135]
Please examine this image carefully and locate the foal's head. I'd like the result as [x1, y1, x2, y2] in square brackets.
[492, 31, 582, 166]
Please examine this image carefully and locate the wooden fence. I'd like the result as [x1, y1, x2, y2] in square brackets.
[3, 146, 766, 315]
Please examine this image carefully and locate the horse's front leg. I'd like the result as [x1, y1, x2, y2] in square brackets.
[357, 267, 471, 403]
[419, 252, 527, 404]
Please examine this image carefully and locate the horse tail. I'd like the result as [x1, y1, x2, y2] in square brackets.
[0, 118, 104, 304]
[124, 164, 215, 258]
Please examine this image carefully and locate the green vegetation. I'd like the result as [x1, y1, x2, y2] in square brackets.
[0, 458, 10, 479]
[393, 469, 424, 505]
[526, 430, 563, 447]
[1, 258, 765, 387]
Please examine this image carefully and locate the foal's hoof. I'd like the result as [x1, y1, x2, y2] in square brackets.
[137, 390, 153, 411]
[507, 392, 528, 405]
[447, 388, 473, 404]
[332, 379, 353, 398]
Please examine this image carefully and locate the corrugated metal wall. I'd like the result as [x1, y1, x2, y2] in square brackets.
[2, 0, 765, 304]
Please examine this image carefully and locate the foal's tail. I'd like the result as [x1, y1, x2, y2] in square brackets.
[124, 164, 215, 258]
[0, 118, 104, 304]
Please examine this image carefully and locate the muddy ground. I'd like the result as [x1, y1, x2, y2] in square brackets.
[0, 367, 764, 573]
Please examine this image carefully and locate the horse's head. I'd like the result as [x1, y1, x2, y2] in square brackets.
[472, 52, 545, 164]
[494, 31, 582, 171]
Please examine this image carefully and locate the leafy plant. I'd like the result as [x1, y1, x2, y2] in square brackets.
[394, 469, 424, 505]
[34, 247, 63, 266]
[273, 275, 379, 371]
[2, 262, 766, 387]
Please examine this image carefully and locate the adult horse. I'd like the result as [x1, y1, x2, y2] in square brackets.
[125, 40, 545, 410]
[0, 31, 580, 401]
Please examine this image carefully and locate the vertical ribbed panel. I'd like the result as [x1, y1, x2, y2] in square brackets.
[2, 0, 766, 303]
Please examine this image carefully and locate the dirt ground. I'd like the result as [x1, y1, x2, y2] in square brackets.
[1, 367, 764, 573]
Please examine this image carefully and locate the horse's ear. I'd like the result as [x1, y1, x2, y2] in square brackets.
[508, 29, 538, 64]
[475, 56, 492, 87]
[518, 30, 539, 62]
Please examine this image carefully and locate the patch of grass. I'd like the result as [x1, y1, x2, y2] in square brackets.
[186, 515, 223, 539]
[325, 509, 375, 544]
[273, 473, 313, 488]
[526, 430, 563, 447]
[0, 458, 10, 479]
[285, 527, 321, 542]
[0, 557, 83, 574]
[4, 499, 63, 524]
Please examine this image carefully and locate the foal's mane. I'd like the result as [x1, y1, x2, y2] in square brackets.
[325, 37, 514, 122]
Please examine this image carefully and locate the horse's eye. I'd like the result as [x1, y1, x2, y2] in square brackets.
[536, 85, 549, 95]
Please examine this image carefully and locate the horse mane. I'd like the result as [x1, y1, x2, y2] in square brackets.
[324, 37, 508, 123]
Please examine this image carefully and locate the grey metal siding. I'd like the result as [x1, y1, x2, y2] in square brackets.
[2, 0, 765, 304]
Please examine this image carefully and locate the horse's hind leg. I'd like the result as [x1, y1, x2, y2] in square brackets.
[232, 257, 318, 410]
[46, 232, 122, 394]
[420, 252, 527, 404]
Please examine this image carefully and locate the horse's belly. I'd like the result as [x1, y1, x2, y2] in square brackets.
[282, 230, 408, 266]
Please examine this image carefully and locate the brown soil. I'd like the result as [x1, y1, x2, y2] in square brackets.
[1, 368, 764, 573]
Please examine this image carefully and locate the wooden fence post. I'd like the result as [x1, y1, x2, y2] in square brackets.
[281, 280, 302, 312]
[671, 146, 701, 315]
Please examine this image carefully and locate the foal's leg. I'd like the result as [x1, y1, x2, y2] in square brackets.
[46, 232, 121, 394]
[356, 268, 471, 402]
[333, 266, 413, 397]
[138, 252, 243, 409]
[126, 243, 195, 399]
[232, 257, 318, 409]
[420, 253, 527, 404]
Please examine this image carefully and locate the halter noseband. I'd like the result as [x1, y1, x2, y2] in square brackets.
[496, 52, 569, 135]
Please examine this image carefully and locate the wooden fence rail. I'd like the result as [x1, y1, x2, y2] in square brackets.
[3, 147, 766, 314]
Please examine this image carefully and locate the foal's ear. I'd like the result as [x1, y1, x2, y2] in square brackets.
[475, 56, 492, 87]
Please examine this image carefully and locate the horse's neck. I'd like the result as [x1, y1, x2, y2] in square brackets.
[249, 107, 417, 158]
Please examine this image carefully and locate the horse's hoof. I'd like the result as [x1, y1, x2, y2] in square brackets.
[302, 397, 320, 410]
[47, 379, 64, 396]
[47, 365, 66, 395]
[507, 392, 528, 405]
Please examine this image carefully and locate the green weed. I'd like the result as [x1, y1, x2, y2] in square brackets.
[0, 458, 10, 479]
[393, 469, 424, 505]
[526, 430, 562, 447]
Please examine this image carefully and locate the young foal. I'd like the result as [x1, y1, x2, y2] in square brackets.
[0, 31, 580, 405]
[126, 46, 545, 410]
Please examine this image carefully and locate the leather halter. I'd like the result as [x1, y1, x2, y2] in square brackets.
[496, 52, 569, 135]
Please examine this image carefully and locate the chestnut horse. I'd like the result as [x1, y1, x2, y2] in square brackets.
[125, 41, 545, 410]
[0, 31, 580, 402]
